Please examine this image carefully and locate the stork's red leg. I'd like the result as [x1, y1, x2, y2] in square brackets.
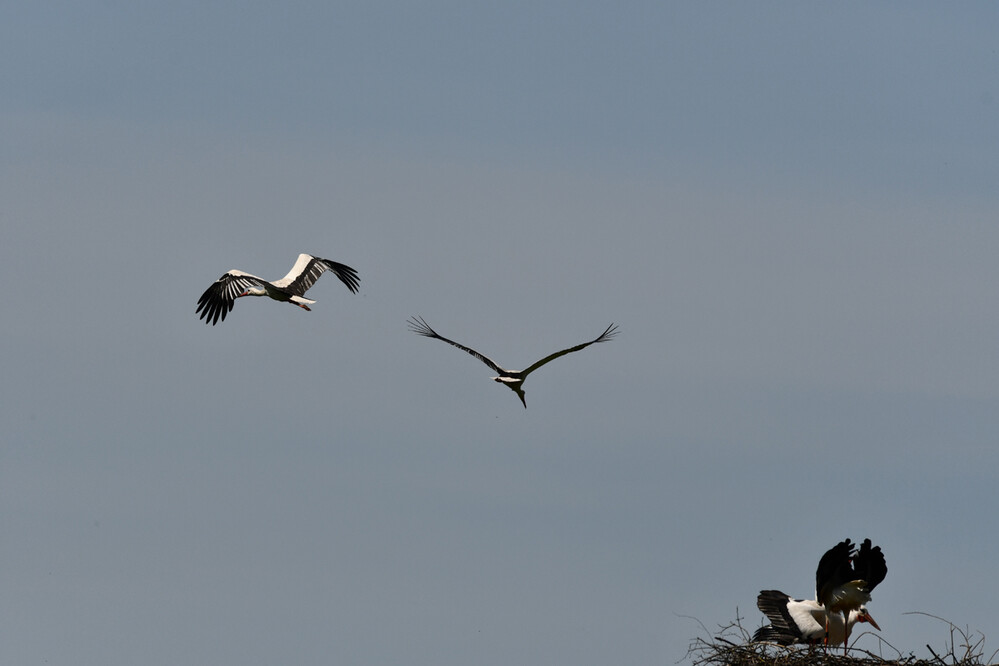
[843, 612, 850, 655]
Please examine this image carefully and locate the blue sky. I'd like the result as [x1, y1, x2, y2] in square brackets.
[3, 3, 999, 665]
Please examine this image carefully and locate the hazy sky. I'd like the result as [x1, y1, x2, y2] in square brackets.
[3, 3, 999, 665]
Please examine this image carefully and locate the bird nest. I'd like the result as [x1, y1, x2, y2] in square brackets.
[684, 612, 998, 666]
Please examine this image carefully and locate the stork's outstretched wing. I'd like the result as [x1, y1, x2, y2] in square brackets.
[407, 316, 505, 374]
[196, 271, 268, 325]
[520, 323, 619, 377]
[271, 253, 360, 295]
[816, 538, 854, 601]
[853, 539, 888, 592]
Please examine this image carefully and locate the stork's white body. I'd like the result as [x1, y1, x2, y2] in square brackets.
[753, 590, 878, 647]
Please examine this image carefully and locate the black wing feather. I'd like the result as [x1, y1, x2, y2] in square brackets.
[753, 590, 802, 645]
[816, 538, 854, 602]
[196, 273, 267, 326]
[278, 255, 360, 295]
[407, 316, 505, 374]
[520, 323, 619, 377]
[853, 538, 888, 592]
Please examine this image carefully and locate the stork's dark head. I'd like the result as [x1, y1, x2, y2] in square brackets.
[492, 376, 528, 408]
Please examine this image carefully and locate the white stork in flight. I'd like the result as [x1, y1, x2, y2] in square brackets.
[197, 253, 359, 325]
[407, 317, 618, 408]
[753, 589, 880, 647]
[815, 538, 888, 653]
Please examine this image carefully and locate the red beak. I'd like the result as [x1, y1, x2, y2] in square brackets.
[862, 612, 881, 631]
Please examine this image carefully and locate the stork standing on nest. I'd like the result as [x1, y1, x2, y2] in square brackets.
[815, 538, 888, 653]
[753, 589, 880, 647]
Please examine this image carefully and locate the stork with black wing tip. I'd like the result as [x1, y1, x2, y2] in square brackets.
[197, 253, 359, 325]
[407, 317, 618, 408]
[815, 538, 888, 653]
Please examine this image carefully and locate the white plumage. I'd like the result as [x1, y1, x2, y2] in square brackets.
[753, 590, 880, 647]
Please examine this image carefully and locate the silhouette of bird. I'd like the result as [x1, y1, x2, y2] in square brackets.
[407, 317, 618, 407]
